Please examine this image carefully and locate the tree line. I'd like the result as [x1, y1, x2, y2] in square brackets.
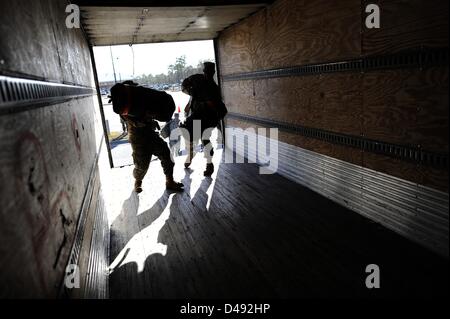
[135, 55, 214, 86]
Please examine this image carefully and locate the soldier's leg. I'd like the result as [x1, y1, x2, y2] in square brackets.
[150, 134, 184, 192]
[131, 142, 151, 193]
[202, 126, 214, 177]
[184, 141, 195, 168]
[202, 139, 213, 163]
[183, 127, 195, 168]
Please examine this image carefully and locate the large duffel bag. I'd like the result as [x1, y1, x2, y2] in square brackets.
[109, 83, 175, 122]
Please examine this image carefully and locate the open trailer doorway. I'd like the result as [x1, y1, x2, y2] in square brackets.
[93, 40, 217, 168]
[0, 0, 447, 305]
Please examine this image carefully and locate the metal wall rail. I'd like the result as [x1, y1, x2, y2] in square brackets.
[227, 112, 449, 169]
[222, 47, 449, 81]
[0, 75, 96, 115]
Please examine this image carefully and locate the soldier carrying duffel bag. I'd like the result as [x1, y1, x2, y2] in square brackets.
[109, 81, 184, 193]
[180, 62, 228, 177]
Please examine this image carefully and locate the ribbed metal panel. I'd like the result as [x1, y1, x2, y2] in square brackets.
[227, 129, 449, 257]
[67, 166, 97, 271]
[84, 193, 109, 299]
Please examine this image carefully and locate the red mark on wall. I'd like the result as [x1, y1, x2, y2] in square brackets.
[14, 131, 51, 295]
[14, 131, 74, 295]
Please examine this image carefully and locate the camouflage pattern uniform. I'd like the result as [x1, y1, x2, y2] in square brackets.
[125, 116, 174, 182]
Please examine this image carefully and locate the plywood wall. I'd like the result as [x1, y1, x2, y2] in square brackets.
[0, 0, 94, 84]
[0, 0, 104, 297]
[362, 0, 449, 55]
[218, 0, 449, 192]
[218, 0, 361, 74]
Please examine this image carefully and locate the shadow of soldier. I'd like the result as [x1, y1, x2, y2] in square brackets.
[108, 188, 180, 297]
[129, 170, 217, 298]
[108, 158, 450, 299]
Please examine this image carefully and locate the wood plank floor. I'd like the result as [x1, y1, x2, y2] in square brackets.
[107, 149, 448, 298]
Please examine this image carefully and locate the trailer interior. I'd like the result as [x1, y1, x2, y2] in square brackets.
[0, 0, 448, 300]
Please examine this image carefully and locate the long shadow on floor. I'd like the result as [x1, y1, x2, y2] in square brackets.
[109, 187, 182, 297]
[109, 161, 449, 298]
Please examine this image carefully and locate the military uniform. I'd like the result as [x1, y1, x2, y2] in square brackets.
[110, 82, 183, 193]
[182, 74, 220, 168]
[125, 115, 174, 185]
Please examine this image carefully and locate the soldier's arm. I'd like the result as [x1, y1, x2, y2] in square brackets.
[184, 97, 192, 115]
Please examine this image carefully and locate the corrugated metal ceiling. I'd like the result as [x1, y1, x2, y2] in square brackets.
[80, 4, 267, 46]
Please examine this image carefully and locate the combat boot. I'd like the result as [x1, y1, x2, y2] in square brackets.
[204, 163, 214, 177]
[134, 180, 143, 193]
[166, 176, 184, 192]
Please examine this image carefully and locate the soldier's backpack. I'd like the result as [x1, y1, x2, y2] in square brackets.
[181, 74, 227, 120]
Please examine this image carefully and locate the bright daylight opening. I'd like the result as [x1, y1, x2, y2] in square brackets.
[93, 40, 217, 168]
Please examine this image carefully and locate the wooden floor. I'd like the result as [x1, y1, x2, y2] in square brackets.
[107, 150, 448, 298]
